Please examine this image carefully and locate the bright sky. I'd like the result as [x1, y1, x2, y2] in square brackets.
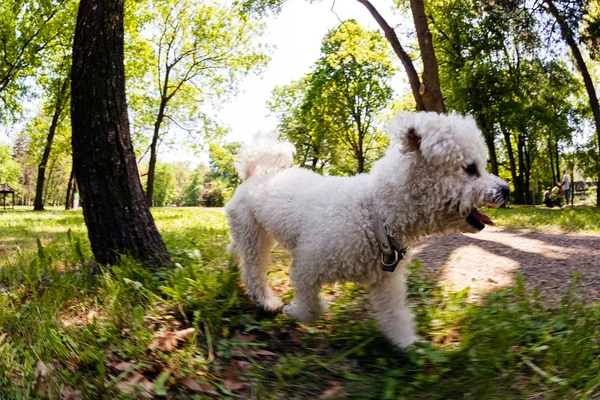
[1, 0, 413, 164]
[221, 0, 409, 142]
[162, 0, 412, 164]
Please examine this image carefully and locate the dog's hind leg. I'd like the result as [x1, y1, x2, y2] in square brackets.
[235, 221, 283, 312]
[283, 259, 328, 323]
[227, 242, 241, 266]
[368, 271, 419, 348]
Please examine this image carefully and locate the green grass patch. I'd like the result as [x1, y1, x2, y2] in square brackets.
[0, 206, 598, 398]
[486, 205, 600, 232]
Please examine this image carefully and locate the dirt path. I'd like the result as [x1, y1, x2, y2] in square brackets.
[412, 227, 600, 305]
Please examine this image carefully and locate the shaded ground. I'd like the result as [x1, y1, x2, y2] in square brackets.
[412, 227, 600, 304]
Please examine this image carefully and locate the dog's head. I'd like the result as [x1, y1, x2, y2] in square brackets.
[386, 112, 509, 235]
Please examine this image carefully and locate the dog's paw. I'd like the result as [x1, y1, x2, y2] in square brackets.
[261, 296, 284, 312]
[283, 301, 318, 323]
[392, 334, 422, 348]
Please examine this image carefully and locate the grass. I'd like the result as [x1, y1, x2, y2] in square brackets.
[486, 204, 600, 232]
[0, 205, 598, 399]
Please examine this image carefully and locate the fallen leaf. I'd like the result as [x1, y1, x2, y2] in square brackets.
[87, 310, 98, 321]
[487, 276, 498, 284]
[319, 381, 344, 399]
[232, 331, 258, 342]
[61, 385, 84, 400]
[180, 377, 218, 394]
[224, 360, 244, 391]
[148, 327, 195, 352]
[249, 349, 277, 357]
[116, 371, 153, 398]
[0, 333, 6, 343]
[232, 360, 251, 371]
[35, 360, 50, 379]
[112, 361, 133, 372]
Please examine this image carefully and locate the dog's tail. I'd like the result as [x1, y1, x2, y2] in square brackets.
[234, 132, 296, 180]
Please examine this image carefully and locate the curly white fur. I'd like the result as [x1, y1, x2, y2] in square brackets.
[226, 112, 508, 348]
[234, 132, 296, 180]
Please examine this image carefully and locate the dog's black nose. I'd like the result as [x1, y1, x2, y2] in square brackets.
[500, 184, 510, 201]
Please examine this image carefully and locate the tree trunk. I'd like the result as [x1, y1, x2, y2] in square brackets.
[33, 78, 69, 211]
[514, 133, 526, 204]
[356, 0, 425, 111]
[477, 117, 498, 175]
[548, 137, 556, 184]
[546, 0, 600, 206]
[501, 124, 519, 202]
[357, 154, 365, 174]
[71, 0, 171, 267]
[146, 91, 168, 207]
[409, 0, 446, 113]
[524, 145, 532, 204]
[484, 132, 499, 176]
[554, 140, 560, 183]
[65, 166, 76, 210]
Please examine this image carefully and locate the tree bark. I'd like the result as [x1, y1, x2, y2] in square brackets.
[514, 133, 526, 204]
[545, 0, 600, 206]
[33, 77, 69, 211]
[409, 0, 445, 113]
[65, 166, 76, 210]
[356, 0, 426, 111]
[146, 79, 169, 206]
[71, 0, 171, 267]
[548, 136, 556, 184]
[501, 124, 518, 195]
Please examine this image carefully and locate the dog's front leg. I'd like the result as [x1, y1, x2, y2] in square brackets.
[283, 263, 328, 323]
[368, 270, 419, 348]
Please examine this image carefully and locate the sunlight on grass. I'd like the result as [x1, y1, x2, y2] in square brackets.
[486, 205, 600, 232]
[0, 206, 598, 398]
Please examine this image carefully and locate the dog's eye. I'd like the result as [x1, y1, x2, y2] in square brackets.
[464, 163, 480, 177]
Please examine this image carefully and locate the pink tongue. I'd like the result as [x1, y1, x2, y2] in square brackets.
[470, 209, 494, 226]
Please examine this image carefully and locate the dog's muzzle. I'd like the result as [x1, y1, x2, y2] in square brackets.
[484, 183, 510, 208]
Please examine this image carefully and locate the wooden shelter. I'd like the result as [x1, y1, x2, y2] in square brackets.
[0, 183, 15, 210]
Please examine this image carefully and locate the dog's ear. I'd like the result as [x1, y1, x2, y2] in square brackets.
[388, 112, 423, 154]
[401, 127, 421, 153]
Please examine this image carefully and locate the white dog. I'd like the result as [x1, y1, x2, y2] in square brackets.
[225, 112, 509, 348]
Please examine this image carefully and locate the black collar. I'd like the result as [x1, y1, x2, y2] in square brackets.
[368, 201, 408, 272]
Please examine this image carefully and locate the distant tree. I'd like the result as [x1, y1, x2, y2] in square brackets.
[241, 0, 444, 112]
[182, 164, 209, 206]
[0, 145, 21, 191]
[207, 143, 241, 187]
[0, 0, 74, 121]
[171, 162, 194, 206]
[127, 0, 268, 206]
[33, 60, 72, 210]
[270, 20, 394, 174]
[71, 0, 171, 266]
[542, 0, 600, 205]
[269, 77, 340, 172]
[153, 162, 176, 207]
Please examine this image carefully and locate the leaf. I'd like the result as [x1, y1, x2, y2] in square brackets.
[112, 361, 133, 372]
[249, 349, 277, 357]
[224, 360, 244, 391]
[153, 371, 171, 396]
[116, 371, 153, 398]
[61, 385, 84, 400]
[232, 330, 258, 342]
[148, 327, 195, 352]
[319, 381, 344, 399]
[180, 377, 217, 394]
